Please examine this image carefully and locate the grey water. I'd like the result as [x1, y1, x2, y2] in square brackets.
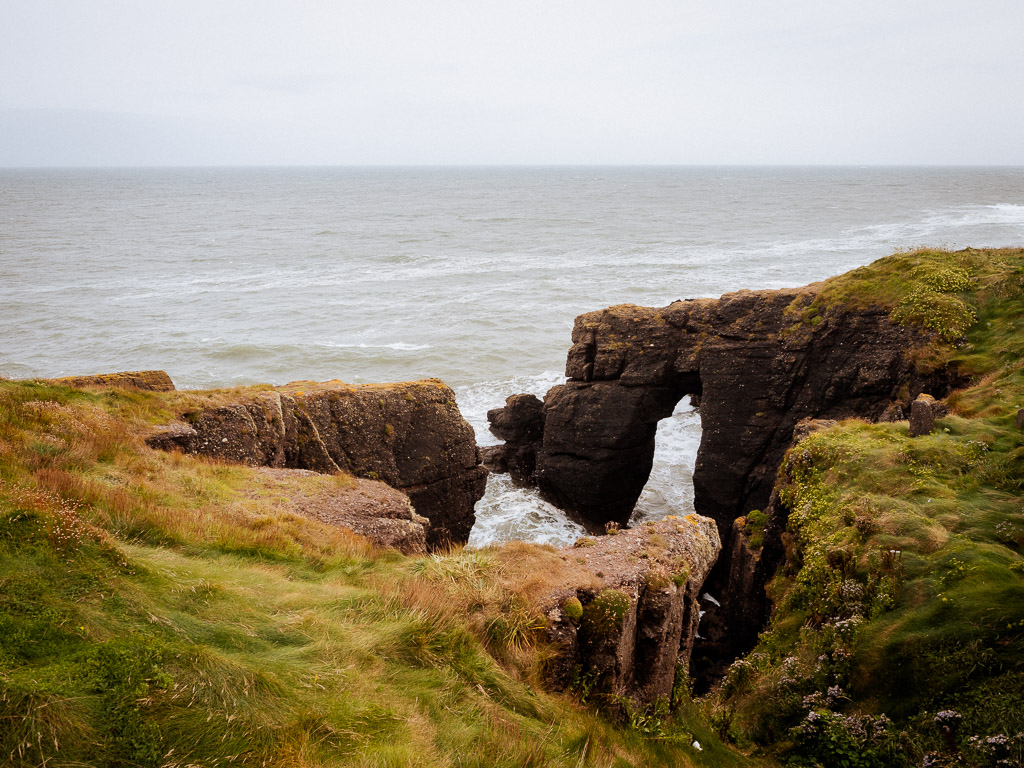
[2, 166, 1023, 544]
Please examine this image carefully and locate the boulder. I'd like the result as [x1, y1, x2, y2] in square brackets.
[909, 393, 937, 436]
[249, 468, 428, 554]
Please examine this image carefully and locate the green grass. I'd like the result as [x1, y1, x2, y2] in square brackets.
[0, 378, 753, 767]
[8, 246, 1018, 767]
[717, 248, 1024, 767]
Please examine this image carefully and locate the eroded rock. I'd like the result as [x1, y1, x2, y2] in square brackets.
[543, 514, 721, 706]
[147, 379, 487, 548]
[493, 285, 964, 680]
[526, 294, 957, 534]
[249, 467, 429, 554]
[485, 393, 544, 485]
[45, 370, 176, 392]
[909, 393, 937, 436]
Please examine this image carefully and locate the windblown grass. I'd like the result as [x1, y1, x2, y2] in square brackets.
[0, 378, 749, 767]
[717, 248, 1024, 767]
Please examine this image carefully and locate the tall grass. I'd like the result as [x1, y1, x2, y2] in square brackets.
[716, 248, 1024, 767]
[0, 378, 750, 767]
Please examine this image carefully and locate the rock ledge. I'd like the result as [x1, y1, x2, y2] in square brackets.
[147, 378, 487, 548]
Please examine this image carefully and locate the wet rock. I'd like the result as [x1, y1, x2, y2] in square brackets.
[543, 514, 721, 706]
[45, 370, 175, 392]
[146, 379, 486, 548]
[479, 445, 508, 473]
[486, 394, 544, 485]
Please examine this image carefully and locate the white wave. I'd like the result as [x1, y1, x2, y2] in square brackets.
[468, 474, 586, 549]
[459, 375, 701, 546]
[631, 398, 702, 524]
[924, 203, 1024, 228]
[193, 338, 431, 352]
[326, 342, 431, 351]
[455, 371, 566, 446]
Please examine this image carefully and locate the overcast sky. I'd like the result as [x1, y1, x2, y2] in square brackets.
[2, 1, 1022, 166]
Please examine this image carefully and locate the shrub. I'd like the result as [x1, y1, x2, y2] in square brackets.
[581, 589, 632, 637]
[562, 596, 583, 622]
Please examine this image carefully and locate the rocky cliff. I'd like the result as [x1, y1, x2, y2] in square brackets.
[147, 378, 487, 548]
[491, 279, 963, 674]
[493, 289, 957, 535]
[543, 514, 721, 706]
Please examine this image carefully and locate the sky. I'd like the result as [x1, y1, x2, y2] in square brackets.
[1, 1, 1022, 166]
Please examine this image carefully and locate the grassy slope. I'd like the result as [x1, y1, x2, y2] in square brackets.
[716, 249, 1024, 767]
[0, 381, 750, 767]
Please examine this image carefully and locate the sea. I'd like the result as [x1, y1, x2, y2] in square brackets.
[2, 166, 1023, 546]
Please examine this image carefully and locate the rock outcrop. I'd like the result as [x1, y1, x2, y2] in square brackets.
[147, 379, 487, 548]
[46, 370, 176, 392]
[909, 393, 938, 436]
[491, 291, 958, 536]
[543, 514, 721, 706]
[483, 393, 544, 485]
[249, 468, 429, 554]
[491, 285, 963, 678]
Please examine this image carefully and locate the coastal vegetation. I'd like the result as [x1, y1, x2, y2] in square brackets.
[2, 247, 1022, 767]
[0, 380, 745, 766]
[715, 248, 1024, 767]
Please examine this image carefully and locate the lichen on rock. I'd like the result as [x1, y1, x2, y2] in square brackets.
[542, 514, 721, 707]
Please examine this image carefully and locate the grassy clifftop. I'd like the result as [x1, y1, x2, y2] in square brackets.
[0, 381, 745, 767]
[3, 247, 1020, 767]
[716, 248, 1024, 767]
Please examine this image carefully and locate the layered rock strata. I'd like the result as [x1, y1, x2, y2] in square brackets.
[543, 514, 721, 706]
[147, 379, 487, 548]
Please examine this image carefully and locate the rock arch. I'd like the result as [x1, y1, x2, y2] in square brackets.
[489, 285, 961, 675]
[495, 288, 955, 540]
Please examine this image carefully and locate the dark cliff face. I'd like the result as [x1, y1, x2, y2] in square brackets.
[490, 286, 962, 675]
[147, 379, 487, 548]
[494, 289, 958, 537]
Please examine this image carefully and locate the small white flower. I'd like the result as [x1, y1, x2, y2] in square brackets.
[691, 740, 702, 751]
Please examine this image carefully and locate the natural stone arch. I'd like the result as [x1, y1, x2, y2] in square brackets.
[488, 286, 962, 681]
[497, 289, 958, 542]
